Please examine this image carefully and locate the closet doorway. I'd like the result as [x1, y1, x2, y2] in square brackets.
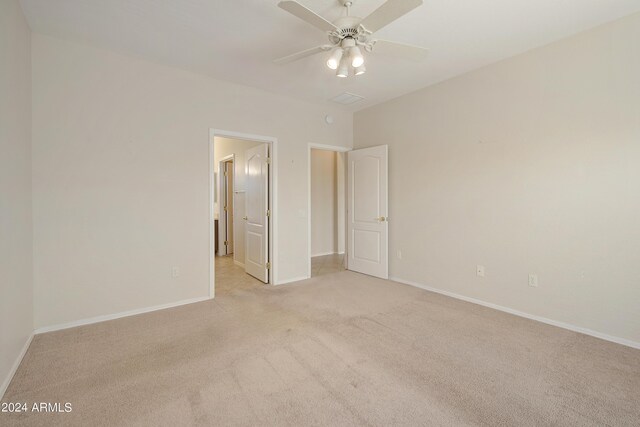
[308, 144, 349, 278]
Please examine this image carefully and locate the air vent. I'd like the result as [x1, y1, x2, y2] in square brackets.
[330, 92, 365, 105]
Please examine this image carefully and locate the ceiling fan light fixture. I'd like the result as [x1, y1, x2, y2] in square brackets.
[336, 58, 349, 78]
[326, 47, 343, 70]
[349, 46, 364, 68]
[275, 0, 428, 78]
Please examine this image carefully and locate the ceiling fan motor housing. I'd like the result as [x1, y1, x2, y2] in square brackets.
[330, 16, 369, 46]
[336, 27, 359, 38]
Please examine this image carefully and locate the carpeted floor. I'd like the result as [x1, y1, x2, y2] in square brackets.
[2, 257, 639, 426]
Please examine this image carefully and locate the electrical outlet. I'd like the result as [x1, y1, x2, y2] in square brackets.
[397, 250, 402, 259]
[172, 266, 180, 278]
[476, 265, 485, 277]
[528, 273, 538, 287]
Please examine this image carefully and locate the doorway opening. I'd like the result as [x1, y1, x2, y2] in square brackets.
[218, 156, 235, 257]
[308, 144, 349, 278]
[210, 130, 276, 297]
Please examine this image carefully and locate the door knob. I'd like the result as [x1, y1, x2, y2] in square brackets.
[243, 216, 248, 220]
[376, 216, 388, 222]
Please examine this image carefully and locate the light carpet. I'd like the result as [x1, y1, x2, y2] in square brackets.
[2, 256, 639, 426]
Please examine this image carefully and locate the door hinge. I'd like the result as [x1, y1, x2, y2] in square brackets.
[266, 262, 271, 270]
[224, 171, 228, 176]
[223, 205, 227, 212]
[224, 240, 228, 246]
[265, 157, 271, 164]
[266, 209, 270, 217]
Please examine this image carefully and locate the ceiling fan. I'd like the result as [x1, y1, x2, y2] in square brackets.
[274, 0, 428, 78]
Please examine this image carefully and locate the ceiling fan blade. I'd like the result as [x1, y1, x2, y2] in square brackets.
[278, 1, 338, 32]
[273, 45, 332, 65]
[373, 40, 429, 61]
[360, 0, 423, 33]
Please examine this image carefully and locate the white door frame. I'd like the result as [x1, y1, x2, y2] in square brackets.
[209, 129, 278, 298]
[217, 154, 234, 257]
[307, 143, 351, 278]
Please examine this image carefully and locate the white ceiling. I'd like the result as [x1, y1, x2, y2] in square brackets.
[20, 0, 640, 111]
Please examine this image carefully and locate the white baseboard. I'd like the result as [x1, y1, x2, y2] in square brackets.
[34, 296, 212, 334]
[276, 275, 310, 285]
[311, 251, 337, 257]
[233, 260, 245, 268]
[1, 333, 34, 400]
[390, 276, 640, 350]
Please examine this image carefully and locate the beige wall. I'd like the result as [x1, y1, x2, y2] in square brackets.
[0, 0, 33, 396]
[32, 34, 352, 329]
[354, 13, 640, 344]
[213, 136, 263, 266]
[310, 150, 338, 256]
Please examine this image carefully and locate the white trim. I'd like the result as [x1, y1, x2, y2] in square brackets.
[308, 143, 351, 153]
[276, 275, 310, 285]
[307, 143, 350, 278]
[210, 129, 278, 287]
[390, 276, 640, 350]
[209, 130, 215, 298]
[233, 260, 246, 269]
[311, 251, 338, 257]
[270, 136, 278, 285]
[34, 296, 211, 334]
[0, 333, 33, 399]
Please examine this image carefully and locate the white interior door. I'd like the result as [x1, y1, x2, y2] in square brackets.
[244, 144, 269, 283]
[347, 145, 388, 279]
